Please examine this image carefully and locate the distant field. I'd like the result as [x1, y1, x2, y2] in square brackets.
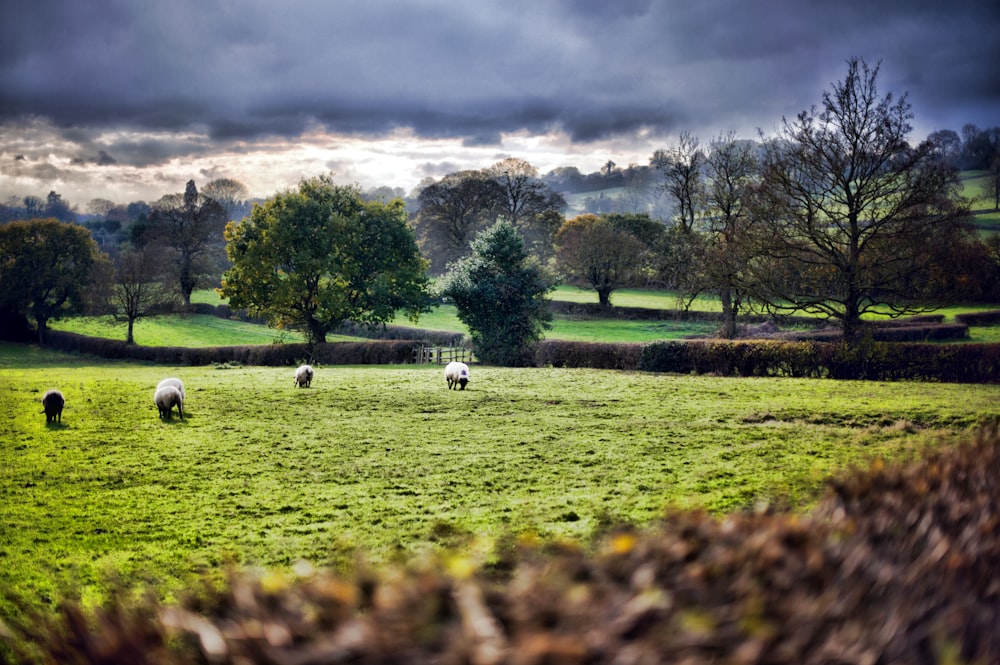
[550, 285, 723, 311]
[562, 187, 626, 216]
[3, 343, 998, 614]
[49, 314, 312, 346]
[959, 171, 999, 234]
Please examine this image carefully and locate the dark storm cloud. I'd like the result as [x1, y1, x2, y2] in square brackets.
[1, 0, 998, 160]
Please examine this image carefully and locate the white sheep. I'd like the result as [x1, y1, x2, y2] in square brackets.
[41, 389, 64, 423]
[445, 361, 470, 390]
[156, 377, 185, 401]
[294, 364, 314, 388]
[154, 385, 184, 420]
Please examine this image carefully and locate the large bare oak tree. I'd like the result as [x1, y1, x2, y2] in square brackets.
[745, 58, 973, 340]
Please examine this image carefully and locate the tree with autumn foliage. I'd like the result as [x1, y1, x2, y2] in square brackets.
[554, 214, 657, 306]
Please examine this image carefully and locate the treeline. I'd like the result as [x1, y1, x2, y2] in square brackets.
[2, 60, 1000, 358]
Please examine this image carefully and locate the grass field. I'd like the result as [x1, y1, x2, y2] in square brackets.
[2, 342, 998, 614]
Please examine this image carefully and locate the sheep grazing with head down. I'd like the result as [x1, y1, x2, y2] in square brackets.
[156, 377, 185, 401]
[444, 361, 470, 390]
[154, 385, 184, 420]
[294, 364, 314, 388]
[41, 389, 64, 423]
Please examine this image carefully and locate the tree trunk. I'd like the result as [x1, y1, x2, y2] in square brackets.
[179, 259, 194, 306]
[842, 298, 861, 342]
[306, 318, 327, 345]
[719, 287, 737, 339]
[597, 287, 612, 307]
[126, 318, 135, 345]
[36, 316, 48, 345]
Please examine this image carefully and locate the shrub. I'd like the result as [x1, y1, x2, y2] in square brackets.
[638, 338, 1000, 383]
[638, 340, 693, 373]
[955, 309, 1000, 326]
[41, 331, 422, 366]
[535, 340, 643, 370]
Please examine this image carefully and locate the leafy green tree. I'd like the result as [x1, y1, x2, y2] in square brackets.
[221, 176, 430, 344]
[747, 58, 971, 340]
[438, 220, 554, 366]
[0, 218, 111, 343]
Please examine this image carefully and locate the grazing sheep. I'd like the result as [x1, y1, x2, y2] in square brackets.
[294, 364, 314, 388]
[41, 389, 64, 423]
[445, 361, 470, 390]
[156, 377, 185, 401]
[154, 385, 184, 420]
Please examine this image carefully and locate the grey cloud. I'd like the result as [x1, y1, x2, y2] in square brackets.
[1, 0, 998, 169]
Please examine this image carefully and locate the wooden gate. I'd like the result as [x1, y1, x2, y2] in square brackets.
[413, 346, 476, 365]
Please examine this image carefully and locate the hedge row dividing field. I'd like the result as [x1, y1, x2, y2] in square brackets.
[2, 342, 998, 630]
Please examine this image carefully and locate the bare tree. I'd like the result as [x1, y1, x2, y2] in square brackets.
[414, 170, 503, 273]
[985, 152, 1000, 212]
[148, 180, 228, 306]
[702, 133, 760, 338]
[203, 178, 251, 221]
[87, 198, 117, 217]
[486, 158, 566, 228]
[746, 58, 972, 340]
[651, 131, 705, 233]
[109, 243, 176, 344]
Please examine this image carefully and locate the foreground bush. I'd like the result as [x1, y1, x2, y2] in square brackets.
[3, 426, 998, 664]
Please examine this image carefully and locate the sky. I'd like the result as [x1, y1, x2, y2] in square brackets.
[2, 0, 999, 208]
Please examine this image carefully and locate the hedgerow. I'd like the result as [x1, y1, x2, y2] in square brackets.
[634, 339, 1000, 383]
[41, 329, 1000, 383]
[44, 330, 422, 366]
[955, 309, 1000, 325]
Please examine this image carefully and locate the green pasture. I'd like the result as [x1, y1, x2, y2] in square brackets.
[49, 314, 311, 347]
[2, 342, 998, 614]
